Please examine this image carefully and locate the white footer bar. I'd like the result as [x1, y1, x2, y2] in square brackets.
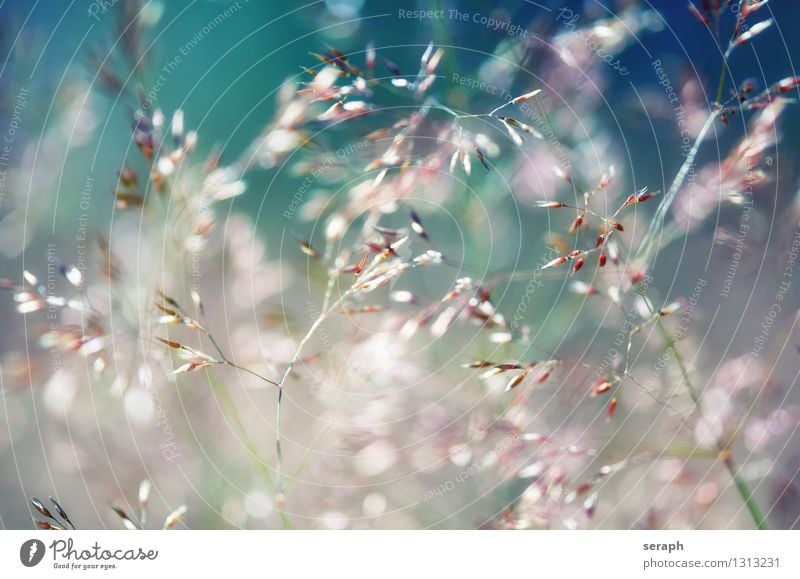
[1, 531, 797, 577]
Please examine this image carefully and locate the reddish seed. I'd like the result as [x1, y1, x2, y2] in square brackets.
[495, 363, 523, 371]
[572, 258, 585, 273]
[613, 222, 624, 232]
[743, 0, 770, 17]
[659, 301, 682, 316]
[570, 281, 597, 295]
[774, 77, 800, 93]
[542, 256, 567, 269]
[688, 2, 710, 26]
[511, 89, 542, 104]
[608, 397, 618, 419]
[465, 360, 492, 369]
[631, 270, 645, 284]
[366, 41, 375, 70]
[119, 166, 137, 187]
[505, 373, 526, 392]
[593, 380, 612, 396]
[299, 240, 320, 258]
[156, 337, 182, 349]
[598, 252, 607, 267]
[354, 252, 369, 275]
[734, 19, 773, 47]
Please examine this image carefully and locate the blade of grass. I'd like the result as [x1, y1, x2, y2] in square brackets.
[205, 368, 292, 529]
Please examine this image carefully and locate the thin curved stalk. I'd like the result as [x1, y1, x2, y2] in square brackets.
[636, 110, 721, 266]
[654, 319, 768, 529]
[205, 369, 292, 528]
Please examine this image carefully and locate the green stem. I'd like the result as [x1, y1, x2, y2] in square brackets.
[724, 455, 769, 530]
[636, 110, 721, 265]
[206, 369, 292, 529]
[714, 59, 728, 106]
[654, 319, 767, 529]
